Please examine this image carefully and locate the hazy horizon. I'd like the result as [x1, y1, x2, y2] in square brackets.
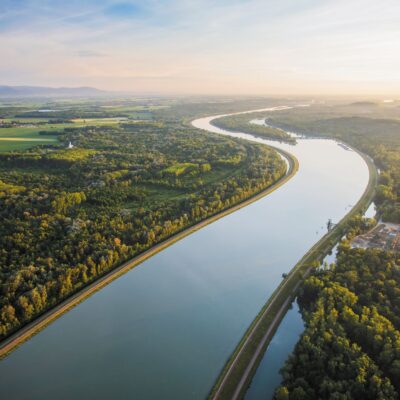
[1, 0, 400, 96]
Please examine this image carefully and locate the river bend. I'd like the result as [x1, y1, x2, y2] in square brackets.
[0, 107, 369, 400]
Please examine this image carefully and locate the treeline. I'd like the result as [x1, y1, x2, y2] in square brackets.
[264, 103, 400, 399]
[14, 110, 128, 119]
[274, 240, 400, 399]
[264, 105, 400, 222]
[212, 114, 296, 143]
[0, 120, 286, 339]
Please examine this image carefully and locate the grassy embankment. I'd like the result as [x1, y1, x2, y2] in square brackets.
[209, 147, 378, 400]
[0, 147, 298, 358]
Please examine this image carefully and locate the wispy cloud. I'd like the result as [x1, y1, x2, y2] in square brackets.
[1, 0, 400, 95]
[75, 50, 107, 58]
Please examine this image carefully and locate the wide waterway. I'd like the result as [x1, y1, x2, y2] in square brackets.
[0, 107, 369, 400]
[244, 200, 376, 400]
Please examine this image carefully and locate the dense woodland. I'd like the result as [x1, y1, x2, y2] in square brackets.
[274, 235, 400, 399]
[264, 102, 400, 399]
[265, 102, 400, 222]
[212, 113, 296, 143]
[215, 102, 400, 398]
[0, 117, 286, 338]
[3, 98, 400, 398]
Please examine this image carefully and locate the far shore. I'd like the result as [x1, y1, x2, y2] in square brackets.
[0, 145, 298, 358]
[207, 139, 378, 400]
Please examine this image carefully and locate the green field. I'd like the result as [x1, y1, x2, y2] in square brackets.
[0, 126, 59, 152]
[0, 119, 125, 152]
[0, 140, 57, 152]
[0, 109, 287, 343]
[163, 162, 198, 176]
[0, 98, 169, 152]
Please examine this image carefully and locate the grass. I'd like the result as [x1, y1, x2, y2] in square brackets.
[140, 185, 187, 202]
[125, 184, 188, 212]
[163, 162, 198, 176]
[0, 180, 25, 193]
[46, 148, 97, 161]
[0, 117, 125, 152]
[70, 117, 127, 124]
[126, 159, 253, 213]
[0, 125, 60, 152]
[0, 119, 122, 138]
[1, 118, 50, 123]
[100, 105, 167, 111]
[0, 138, 58, 152]
[0, 125, 64, 138]
[200, 165, 244, 185]
[0, 100, 161, 152]
[209, 145, 378, 400]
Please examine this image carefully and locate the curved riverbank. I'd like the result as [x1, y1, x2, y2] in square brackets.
[0, 106, 371, 400]
[209, 147, 377, 400]
[0, 146, 298, 359]
[192, 104, 377, 400]
[197, 107, 378, 399]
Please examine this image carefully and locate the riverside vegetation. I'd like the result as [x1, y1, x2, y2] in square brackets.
[211, 114, 296, 144]
[0, 102, 287, 340]
[206, 101, 400, 399]
[274, 227, 400, 399]
[234, 101, 400, 399]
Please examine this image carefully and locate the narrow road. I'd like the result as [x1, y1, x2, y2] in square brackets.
[231, 296, 292, 400]
[213, 287, 293, 400]
[229, 278, 306, 400]
[194, 107, 376, 400]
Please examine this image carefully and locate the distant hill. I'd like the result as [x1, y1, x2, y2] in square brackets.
[347, 101, 378, 107]
[0, 85, 105, 97]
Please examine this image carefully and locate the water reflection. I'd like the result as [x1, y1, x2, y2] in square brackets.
[0, 108, 369, 400]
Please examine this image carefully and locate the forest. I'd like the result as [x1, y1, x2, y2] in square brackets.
[274, 232, 400, 399]
[263, 102, 400, 222]
[267, 102, 400, 399]
[211, 113, 296, 144]
[0, 114, 286, 339]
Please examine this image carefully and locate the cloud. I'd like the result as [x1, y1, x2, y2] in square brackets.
[1, 0, 400, 95]
[75, 50, 107, 58]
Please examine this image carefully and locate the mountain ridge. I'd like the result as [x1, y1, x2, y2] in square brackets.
[0, 85, 105, 97]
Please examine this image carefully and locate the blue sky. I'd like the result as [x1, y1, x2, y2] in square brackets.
[1, 0, 400, 95]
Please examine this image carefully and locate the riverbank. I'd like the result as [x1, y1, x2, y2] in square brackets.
[0, 147, 298, 359]
[208, 145, 378, 400]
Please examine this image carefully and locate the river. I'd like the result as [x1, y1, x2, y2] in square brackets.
[0, 107, 369, 400]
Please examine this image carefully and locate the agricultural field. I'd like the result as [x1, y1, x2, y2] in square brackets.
[0, 99, 160, 152]
[0, 99, 287, 339]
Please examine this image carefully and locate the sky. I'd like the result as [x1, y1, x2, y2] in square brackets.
[1, 0, 400, 95]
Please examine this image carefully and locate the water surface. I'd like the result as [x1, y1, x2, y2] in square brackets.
[244, 302, 304, 400]
[0, 107, 369, 400]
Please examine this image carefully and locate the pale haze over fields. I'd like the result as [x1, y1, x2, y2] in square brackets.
[1, 0, 400, 95]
